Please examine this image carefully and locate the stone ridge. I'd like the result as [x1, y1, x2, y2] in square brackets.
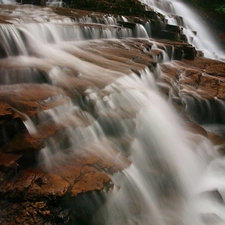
[0, 4, 225, 225]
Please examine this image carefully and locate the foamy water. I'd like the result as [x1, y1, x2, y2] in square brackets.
[0, 3, 225, 225]
[140, 0, 225, 60]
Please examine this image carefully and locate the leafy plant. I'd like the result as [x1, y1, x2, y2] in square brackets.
[216, 1, 225, 13]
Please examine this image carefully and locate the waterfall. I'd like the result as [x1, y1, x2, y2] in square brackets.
[140, 0, 225, 60]
[0, 0, 15, 3]
[1, 2, 225, 225]
[91, 70, 219, 225]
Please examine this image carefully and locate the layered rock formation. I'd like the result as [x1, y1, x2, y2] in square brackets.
[0, 2, 225, 224]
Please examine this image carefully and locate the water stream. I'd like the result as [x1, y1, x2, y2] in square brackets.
[1, 1, 225, 225]
[140, 0, 224, 60]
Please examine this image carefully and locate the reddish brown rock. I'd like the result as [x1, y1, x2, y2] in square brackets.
[185, 120, 208, 137]
[179, 69, 201, 87]
[0, 152, 21, 168]
[217, 82, 225, 100]
[5, 132, 44, 153]
[0, 167, 69, 200]
[0, 4, 225, 225]
[26, 171, 70, 200]
[197, 74, 218, 99]
[0, 84, 67, 117]
[71, 168, 111, 197]
[0, 102, 20, 120]
[161, 57, 225, 101]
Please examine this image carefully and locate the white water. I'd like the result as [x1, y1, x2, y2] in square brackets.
[91, 70, 220, 225]
[0, 0, 15, 4]
[140, 0, 225, 60]
[0, 3, 225, 225]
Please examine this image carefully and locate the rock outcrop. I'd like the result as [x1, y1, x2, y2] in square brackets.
[0, 2, 225, 224]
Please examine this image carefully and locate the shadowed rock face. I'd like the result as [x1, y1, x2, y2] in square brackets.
[0, 148, 130, 224]
[161, 57, 225, 100]
[0, 3, 225, 224]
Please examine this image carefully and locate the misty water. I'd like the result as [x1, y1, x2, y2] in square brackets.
[1, 0, 225, 224]
[140, 0, 225, 60]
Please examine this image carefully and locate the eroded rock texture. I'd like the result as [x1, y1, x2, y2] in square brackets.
[0, 2, 225, 224]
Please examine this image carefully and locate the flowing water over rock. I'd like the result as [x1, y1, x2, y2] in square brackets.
[1, 1, 225, 225]
[140, 0, 225, 60]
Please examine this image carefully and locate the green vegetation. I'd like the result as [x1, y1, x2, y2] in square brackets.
[187, 0, 225, 32]
[216, 1, 225, 13]
[191, 0, 225, 13]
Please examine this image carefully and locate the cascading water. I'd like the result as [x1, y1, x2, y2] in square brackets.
[1, 2, 225, 225]
[141, 0, 225, 60]
[0, 0, 15, 4]
[91, 70, 220, 225]
[172, 1, 224, 60]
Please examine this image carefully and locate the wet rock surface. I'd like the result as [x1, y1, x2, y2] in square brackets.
[161, 57, 225, 100]
[159, 57, 225, 124]
[0, 143, 129, 224]
[0, 3, 225, 225]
